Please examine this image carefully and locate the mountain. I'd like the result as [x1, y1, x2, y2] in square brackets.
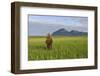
[52, 28, 87, 36]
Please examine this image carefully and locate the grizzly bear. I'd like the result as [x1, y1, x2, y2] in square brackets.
[45, 33, 53, 49]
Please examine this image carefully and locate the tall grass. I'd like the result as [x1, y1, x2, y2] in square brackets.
[28, 36, 88, 60]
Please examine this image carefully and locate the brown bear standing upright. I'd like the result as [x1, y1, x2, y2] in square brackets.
[45, 33, 53, 49]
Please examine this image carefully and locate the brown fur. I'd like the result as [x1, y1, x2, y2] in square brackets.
[45, 33, 53, 49]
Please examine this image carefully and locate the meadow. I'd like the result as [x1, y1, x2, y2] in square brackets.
[28, 36, 88, 60]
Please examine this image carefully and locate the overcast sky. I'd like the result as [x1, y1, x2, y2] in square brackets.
[28, 15, 88, 36]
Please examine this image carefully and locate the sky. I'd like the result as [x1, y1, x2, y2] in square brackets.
[28, 15, 88, 36]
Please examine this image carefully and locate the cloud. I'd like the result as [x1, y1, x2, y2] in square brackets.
[28, 15, 88, 36]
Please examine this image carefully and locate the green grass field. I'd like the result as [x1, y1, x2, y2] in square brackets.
[28, 36, 88, 60]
